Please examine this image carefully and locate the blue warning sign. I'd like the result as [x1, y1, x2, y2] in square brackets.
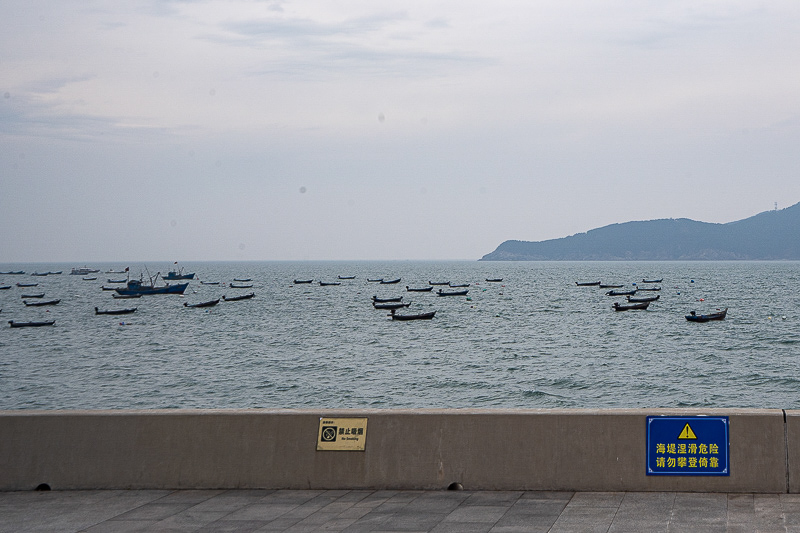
[646, 416, 729, 476]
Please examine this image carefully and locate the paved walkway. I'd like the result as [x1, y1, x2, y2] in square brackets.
[1, 489, 799, 532]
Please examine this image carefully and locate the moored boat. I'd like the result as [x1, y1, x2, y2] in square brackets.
[636, 287, 661, 292]
[16, 283, 38, 287]
[95, 307, 137, 315]
[406, 286, 433, 292]
[599, 284, 623, 289]
[222, 292, 255, 301]
[372, 296, 403, 303]
[612, 301, 650, 311]
[429, 281, 449, 285]
[485, 278, 503, 282]
[24, 299, 61, 306]
[20, 293, 45, 299]
[367, 278, 383, 282]
[437, 289, 468, 297]
[373, 302, 411, 310]
[626, 294, 660, 303]
[233, 278, 252, 282]
[606, 289, 637, 296]
[576, 281, 601, 286]
[318, 281, 340, 286]
[686, 308, 728, 322]
[115, 274, 189, 296]
[70, 267, 100, 275]
[9, 320, 55, 328]
[229, 283, 254, 289]
[293, 279, 313, 284]
[0, 271, 25, 275]
[200, 281, 220, 285]
[390, 310, 436, 321]
[338, 275, 356, 280]
[642, 278, 663, 283]
[448, 283, 470, 288]
[163, 267, 195, 280]
[184, 299, 220, 308]
[380, 278, 401, 284]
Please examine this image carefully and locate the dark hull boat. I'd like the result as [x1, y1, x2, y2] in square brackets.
[429, 281, 449, 285]
[576, 281, 600, 286]
[16, 283, 38, 287]
[223, 293, 255, 301]
[626, 294, 660, 303]
[373, 302, 411, 310]
[390, 310, 436, 321]
[485, 278, 503, 282]
[200, 281, 220, 285]
[229, 283, 254, 289]
[606, 290, 637, 296]
[686, 308, 728, 322]
[184, 299, 220, 308]
[163, 267, 195, 280]
[642, 279, 663, 283]
[636, 287, 661, 291]
[107, 279, 127, 283]
[367, 278, 383, 282]
[0, 286, 10, 290]
[380, 278, 401, 284]
[233, 278, 252, 282]
[448, 283, 470, 288]
[372, 296, 402, 303]
[116, 279, 189, 295]
[437, 289, 468, 296]
[599, 284, 623, 289]
[112, 293, 141, 299]
[24, 299, 60, 306]
[20, 293, 45, 299]
[95, 307, 137, 315]
[319, 281, 340, 286]
[0, 271, 25, 275]
[9, 320, 55, 328]
[406, 286, 433, 292]
[293, 279, 313, 284]
[338, 275, 356, 280]
[612, 301, 650, 311]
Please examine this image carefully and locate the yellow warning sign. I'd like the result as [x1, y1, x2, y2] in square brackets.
[316, 417, 368, 451]
[678, 423, 698, 440]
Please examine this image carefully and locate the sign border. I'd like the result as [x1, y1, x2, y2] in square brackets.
[646, 415, 730, 476]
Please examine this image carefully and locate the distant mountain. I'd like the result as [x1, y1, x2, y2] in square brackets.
[480, 202, 800, 261]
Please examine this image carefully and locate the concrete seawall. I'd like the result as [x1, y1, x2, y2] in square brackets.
[2, 408, 799, 492]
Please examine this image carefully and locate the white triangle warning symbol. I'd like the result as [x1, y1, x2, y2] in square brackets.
[678, 423, 697, 440]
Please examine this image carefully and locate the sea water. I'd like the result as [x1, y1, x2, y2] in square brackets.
[1, 261, 799, 410]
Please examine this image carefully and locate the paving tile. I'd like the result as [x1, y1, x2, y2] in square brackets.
[519, 491, 574, 501]
[82, 519, 159, 532]
[110, 502, 196, 521]
[198, 519, 273, 532]
[223, 502, 299, 521]
[443, 504, 508, 523]
[463, 491, 523, 506]
[565, 492, 625, 508]
[155, 489, 227, 504]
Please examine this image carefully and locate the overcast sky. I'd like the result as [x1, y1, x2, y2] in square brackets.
[3, 1, 800, 262]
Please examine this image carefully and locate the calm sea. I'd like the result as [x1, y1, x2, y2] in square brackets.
[1, 261, 799, 410]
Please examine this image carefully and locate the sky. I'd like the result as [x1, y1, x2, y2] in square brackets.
[3, 0, 800, 262]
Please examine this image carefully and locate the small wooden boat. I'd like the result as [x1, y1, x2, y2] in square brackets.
[95, 307, 137, 315]
[223, 293, 255, 301]
[437, 289, 468, 297]
[31, 272, 49, 276]
[9, 320, 55, 328]
[429, 281, 449, 285]
[48, 271, 62, 275]
[406, 286, 433, 292]
[24, 299, 61, 306]
[380, 278, 401, 284]
[390, 310, 436, 321]
[485, 278, 503, 282]
[338, 275, 356, 280]
[0, 285, 10, 290]
[112, 293, 141, 299]
[83, 277, 97, 281]
[0, 271, 25, 275]
[372, 296, 403, 303]
[184, 299, 220, 308]
[373, 302, 411, 310]
[229, 283, 254, 289]
[16, 283, 38, 287]
[448, 283, 470, 288]
[686, 308, 728, 322]
[626, 294, 660, 303]
[318, 281, 341, 286]
[233, 278, 252, 282]
[612, 301, 650, 311]
[101, 286, 119, 291]
[200, 281, 220, 285]
[599, 284, 623, 289]
[107, 278, 127, 283]
[21, 293, 45, 299]
[606, 289, 637, 296]
[576, 281, 601, 286]
[293, 279, 313, 284]
[636, 287, 661, 292]
[367, 278, 383, 282]
[642, 278, 663, 283]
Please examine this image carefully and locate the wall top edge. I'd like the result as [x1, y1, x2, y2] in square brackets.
[0, 408, 786, 417]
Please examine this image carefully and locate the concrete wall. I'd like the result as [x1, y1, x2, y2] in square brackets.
[0, 408, 792, 492]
